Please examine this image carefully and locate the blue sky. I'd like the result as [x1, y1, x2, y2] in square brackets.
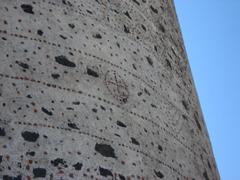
[174, 1, 240, 179]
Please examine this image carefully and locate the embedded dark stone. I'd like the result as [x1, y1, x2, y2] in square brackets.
[99, 166, 113, 177]
[146, 56, 153, 66]
[73, 162, 83, 170]
[72, 101, 80, 105]
[21, 4, 34, 14]
[182, 114, 188, 121]
[144, 88, 151, 96]
[203, 171, 210, 180]
[116, 121, 127, 128]
[59, 34, 67, 40]
[150, 5, 158, 14]
[158, 145, 163, 151]
[92, 108, 97, 113]
[151, 104, 157, 108]
[131, 137, 140, 145]
[137, 92, 142, 96]
[123, 25, 130, 33]
[95, 0, 101, 4]
[207, 160, 212, 170]
[66, 107, 74, 110]
[33, 168, 47, 178]
[62, 0, 67, 5]
[62, 0, 73, 6]
[3, 175, 22, 180]
[51, 158, 67, 167]
[124, 11, 132, 20]
[158, 23, 165, 33]
[122, 97, 128, 103]
[0, 127, 6, 136]
[86, 10, 93, 14]
[154, 170, 164, 179]
[194, 111, 202, 131]
[119, 174, 126, 180]
[116, 42, 120, 48]
[26, 94, 32, 98]
[100, 105, 106, 111]
[41, 107, 53, 116]
[21, 131, 39, 142]
[87, 68, 99, 77]
[68, 23, 75, 29]
[55, 55, 76, 67]
[141, 24, 146, 31]
[165, 59, 172, 69]
[16, 61, 29, 69]
[37, 29, 43, 36]
[51, 73, 60, 79]
[132, 0, 140, 6]
[95, 143, 117, 158]
[113, 9, 119, 14]
[68, 123, 79, 130]
[114, 133, 120, 137]
[0, 155, 2, 163]
[132, 63, 137, 70]
[182, 100, 189, 111]
[26, 151, 35, 156]
[93, 33, 102, 39]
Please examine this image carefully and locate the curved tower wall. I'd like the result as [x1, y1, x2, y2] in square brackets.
[0, 0, 219, 179]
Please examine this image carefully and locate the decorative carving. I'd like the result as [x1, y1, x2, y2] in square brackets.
[104, 70, 129, 104]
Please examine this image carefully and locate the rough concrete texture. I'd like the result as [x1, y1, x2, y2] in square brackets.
[0, 0, 219, 179]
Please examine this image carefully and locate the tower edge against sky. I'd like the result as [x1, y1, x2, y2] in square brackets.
[0, 0, 219, 179]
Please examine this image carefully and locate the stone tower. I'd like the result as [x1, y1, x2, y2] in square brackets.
[0, 0, 219, 179]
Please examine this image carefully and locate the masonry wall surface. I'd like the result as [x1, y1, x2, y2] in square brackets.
[0, 0, 219, 179]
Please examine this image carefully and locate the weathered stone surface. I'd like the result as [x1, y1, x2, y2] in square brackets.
[0, 0, 219, 179]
